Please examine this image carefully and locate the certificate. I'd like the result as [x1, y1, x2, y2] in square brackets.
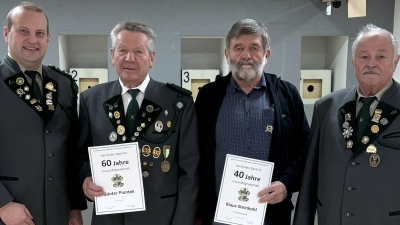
[89, 142, 145, 215]
[214, 154, 274, 225]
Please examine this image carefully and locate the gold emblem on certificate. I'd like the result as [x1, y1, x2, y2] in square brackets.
[238, 188, 250, 202]
[111, 174, 124, 187]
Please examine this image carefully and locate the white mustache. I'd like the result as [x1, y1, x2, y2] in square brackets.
[362, 69, 381, 75]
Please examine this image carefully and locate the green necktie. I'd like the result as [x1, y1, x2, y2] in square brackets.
[126, 89, 140, 136]
[357, 97, 376, 141]
[25, 70, 42, 104]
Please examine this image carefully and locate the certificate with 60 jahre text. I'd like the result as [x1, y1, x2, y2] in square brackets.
[214, 154, 274, 225]
[89, 142, 145, 215]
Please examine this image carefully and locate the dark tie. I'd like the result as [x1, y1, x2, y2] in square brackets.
[357, 97, 376, 141]
[25, 70, 42, 104]
[126, 89, 140, 136]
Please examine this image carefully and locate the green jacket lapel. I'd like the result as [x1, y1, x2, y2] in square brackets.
[352, 101, 400, 158]
[338, 100, 357, 151]
[103, 94, 128, 140]
[4, 72, 44, 118]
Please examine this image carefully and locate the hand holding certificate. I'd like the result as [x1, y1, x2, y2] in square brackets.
[89, 142, 146, 215]
[214, 154, 274, 225]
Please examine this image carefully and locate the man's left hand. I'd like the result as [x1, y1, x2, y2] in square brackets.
[69, 209, 83, 225]
[257, 181, 287, 204]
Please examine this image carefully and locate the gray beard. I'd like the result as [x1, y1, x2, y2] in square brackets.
[231, 63, 264, 83]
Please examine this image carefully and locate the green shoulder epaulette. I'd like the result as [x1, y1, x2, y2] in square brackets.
[48, 64, 78, 95]
[167, 82, 192, 96]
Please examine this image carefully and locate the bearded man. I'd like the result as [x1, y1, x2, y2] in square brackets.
[195, 19, 310, 225]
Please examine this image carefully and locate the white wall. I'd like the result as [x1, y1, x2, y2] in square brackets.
[394, 0, 400, 81]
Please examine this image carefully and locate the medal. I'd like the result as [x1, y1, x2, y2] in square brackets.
[45, 82, 54, 91]
[380, 118, 388, 125]
[155, 121, 163, 132]
[114, 111, 121, 119]
[161, 161, 170, 172]
[371, 125, 379, 133]
[371, 113, 381, 123]
[161, 145, 171, 172]
[369, 153, 380, 167]
[153, 147, 161, 158]
[346, 140, 353, 148]
[366, 144, 377, 153]
[142, 171, 149, 177]
[24, 86, 29, 92]
[167, 121, 172, 128]
[141, 145, 151, 157]
[35, 105, 43, 111]
[109, 131, 117, 142]
[122, 135, 127, 142]
[117, 125, 125, 135]
[146, 105, 154, 113]
[16, 77, 24, 85]
[164, 110, 168, 116]
[265, 125, 273, 133]
[361, 136, 369, 144]
[176, 102, 183, 109]
[345, 113, 351, 121]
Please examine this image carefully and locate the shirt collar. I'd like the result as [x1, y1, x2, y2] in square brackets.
[228, 73, 266, 94]
[9, 53, 43, 78]
[119, 74, 150, 95]
[356, 79, 393, 102]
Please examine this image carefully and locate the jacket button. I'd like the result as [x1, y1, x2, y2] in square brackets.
[345, 212, 351, 217]
[350, 161, 356, 166]
[45, 130, 51, 134]
[48, 153, 54, 158]
[347, 186, 352, 191]
[48, 177, 54, 181]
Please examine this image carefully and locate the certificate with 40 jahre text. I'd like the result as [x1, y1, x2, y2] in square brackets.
[214, 154, 274, 225]
[89, 142, 145, 215]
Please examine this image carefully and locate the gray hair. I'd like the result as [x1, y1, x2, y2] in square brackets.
[110, 21, 157, 53]
[352, 23, 399, 58]
[6, 2, 49, 33]
[226, 19, 270, 51]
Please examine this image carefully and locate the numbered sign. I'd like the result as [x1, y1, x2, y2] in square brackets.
[181, 69, 219, 101]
